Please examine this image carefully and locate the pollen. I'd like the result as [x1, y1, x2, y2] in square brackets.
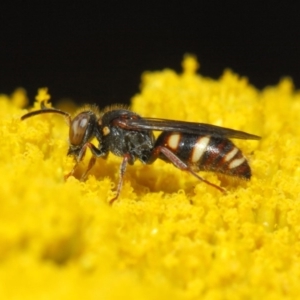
[1, 56, 300, 299]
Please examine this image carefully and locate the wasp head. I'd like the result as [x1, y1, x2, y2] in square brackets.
[21, 102, 102, 161]
[67, 110, 101, 159]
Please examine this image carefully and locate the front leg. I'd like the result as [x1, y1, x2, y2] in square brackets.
[80, 144, 109, 181]
[65, 142, 108, 180]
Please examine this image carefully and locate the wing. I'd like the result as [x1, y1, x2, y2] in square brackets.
[115, 117, 261, 140]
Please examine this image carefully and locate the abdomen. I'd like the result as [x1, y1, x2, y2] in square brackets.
[155, 132, 251, 179]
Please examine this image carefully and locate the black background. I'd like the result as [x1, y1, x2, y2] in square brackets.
[1, 2, 299, 107]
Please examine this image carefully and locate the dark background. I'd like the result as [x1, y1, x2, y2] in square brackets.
[1, 2, 299, 107]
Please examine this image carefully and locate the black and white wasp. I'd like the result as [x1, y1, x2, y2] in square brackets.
[21, 101, 260, 204]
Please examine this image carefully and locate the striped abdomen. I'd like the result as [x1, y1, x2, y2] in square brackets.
[155, 131, 251, 179]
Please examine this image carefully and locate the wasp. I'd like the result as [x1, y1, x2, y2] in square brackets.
[21, 101, 260, 204]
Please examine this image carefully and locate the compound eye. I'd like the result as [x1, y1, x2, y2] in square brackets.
[69, 113, 90, 145]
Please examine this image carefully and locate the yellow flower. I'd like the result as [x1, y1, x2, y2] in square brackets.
[0, 56, 299, 299]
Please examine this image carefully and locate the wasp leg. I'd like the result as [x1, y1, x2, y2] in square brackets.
[65, 142, 104, 181]
[64, 150, 87, 181]
[109, 153, 134, 205]
[80, 144, 108, 181]
[80, 156, 97, 181]
[151, 145, 225, 193]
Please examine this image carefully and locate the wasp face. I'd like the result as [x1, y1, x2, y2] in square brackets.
[67, 111, 99, 159]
